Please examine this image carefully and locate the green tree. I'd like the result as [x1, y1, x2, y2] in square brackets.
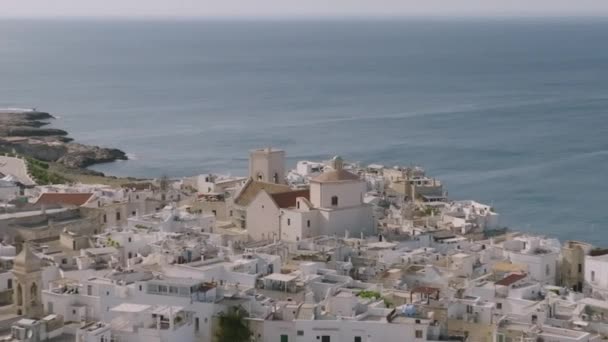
[215, 307, 251, 342]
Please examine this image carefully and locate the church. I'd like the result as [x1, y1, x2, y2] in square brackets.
[279, 156, 375, 241]
[235, 149, 375, 242]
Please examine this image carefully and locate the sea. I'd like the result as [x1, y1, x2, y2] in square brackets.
[1, 18, 607, 244]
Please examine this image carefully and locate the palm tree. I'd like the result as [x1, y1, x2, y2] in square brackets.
[215, 306, 252, 342]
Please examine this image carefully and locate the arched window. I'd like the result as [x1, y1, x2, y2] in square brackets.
[16, 284, 22, 306]
[331, 196, 338, 206]
[30, 283, 38, 304]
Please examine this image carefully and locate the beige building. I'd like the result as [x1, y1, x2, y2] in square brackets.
[232, 179, 291, 231]
[12, 243, 43, 318]
[232, 147, 291, 230]
[561, 240, 593, 292]
[246, 188, 309, 241]
[249, 147, 285, 184]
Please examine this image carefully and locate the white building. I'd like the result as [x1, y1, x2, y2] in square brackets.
[501, 236, 560, 285]
[584, 252, 608, 299]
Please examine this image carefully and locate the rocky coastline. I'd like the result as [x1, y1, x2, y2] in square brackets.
[0, 110, 127, 173]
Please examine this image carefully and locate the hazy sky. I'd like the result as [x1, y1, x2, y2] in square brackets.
[2, 0, 608, 18]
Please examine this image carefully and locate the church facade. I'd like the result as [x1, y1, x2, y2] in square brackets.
[279, 156, 375, 242]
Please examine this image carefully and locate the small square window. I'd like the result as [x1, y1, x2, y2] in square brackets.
[297, 331, 304, 336]
[496, 303, 502, 309]
[415, 330, 423, 338]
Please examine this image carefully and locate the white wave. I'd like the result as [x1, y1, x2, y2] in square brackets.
[126, 153, 138, 160]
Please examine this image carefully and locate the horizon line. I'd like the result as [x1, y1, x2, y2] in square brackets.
[2, 13, 608, 21]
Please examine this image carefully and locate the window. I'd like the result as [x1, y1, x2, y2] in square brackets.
[466, 305, 473, 314]
[87, 285, 92, 296]
[545, 264, 550, 276]
[131, 211, 136, 216]
[297, 331, 304, 336]
[497, 334, 505, 342]
[212, 210, 217, 216]
[274, 173, 279, 184]
[592, 271, 596, 282]
[62, 258, 68, 264]
[297, 201, 300, 209]
[47, 302, 53, 314]
[195, 317, 199, 332]
[128, 237, 132, 243]
[354, 337, 362, 342]
[287, 218, 291, 226]
[230, 210, 233, 217]
[128, 252, 132, 259]
[7, 279, 11, 289]
[331, 196, 338, 206]
[139, 285, 142, 291]
[321, 336, 330, 342]
[307, 220, 310, 227]
[578, 263, 582, 273]
[169, 286, 179, 294]
[496, 303, 502, 309]
[103, 214, 107, 223]
[281, 335, 289, 342]
[116, 211, 121, 221]
[72, 309, 76, 315]
[415, 330, 423, 338]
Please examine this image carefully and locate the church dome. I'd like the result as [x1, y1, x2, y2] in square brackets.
[311, 169, 360, 183]
[311, 155, 360, 183]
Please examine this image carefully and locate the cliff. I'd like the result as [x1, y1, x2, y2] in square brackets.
[0, 110, 127, 170]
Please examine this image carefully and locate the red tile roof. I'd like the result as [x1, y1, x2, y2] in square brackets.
[495, 273, 527, 286]
[35, 193, 94, 207]
[271, 189, 310, 208]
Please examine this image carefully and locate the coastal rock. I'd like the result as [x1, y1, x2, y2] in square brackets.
[58, 143, 128, 168]
[2, 127, 68, 137]
[0, 109, 128, 169]
[8, 141, 67, 161]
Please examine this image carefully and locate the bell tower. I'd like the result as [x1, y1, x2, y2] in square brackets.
[12, 243, 43, 318]
[249, 147, 285, 184]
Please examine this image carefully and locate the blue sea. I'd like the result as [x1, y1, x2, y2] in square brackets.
[1, 18, 607, 244]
